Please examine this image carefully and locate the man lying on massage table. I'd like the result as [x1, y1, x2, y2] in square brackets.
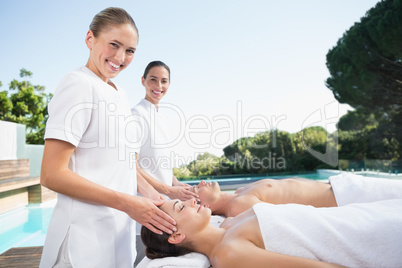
[190, 172, 402, 217]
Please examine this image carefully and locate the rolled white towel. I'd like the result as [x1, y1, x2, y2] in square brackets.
[136, 252, 210, 268]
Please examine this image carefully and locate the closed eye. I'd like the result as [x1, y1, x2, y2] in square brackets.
[180, 205, 185, 211]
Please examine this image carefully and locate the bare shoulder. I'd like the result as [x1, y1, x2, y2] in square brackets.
[229, 194, 260, 217]
[234, 186, 244, 194]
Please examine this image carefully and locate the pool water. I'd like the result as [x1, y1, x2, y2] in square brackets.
[0, 201, 54, 254]
[0, 172, 330, 254]
[184, 172, 329, 187]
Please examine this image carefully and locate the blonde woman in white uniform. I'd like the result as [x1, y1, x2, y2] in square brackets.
[40, 8, 176, 268]
[132, 61, 198, 201]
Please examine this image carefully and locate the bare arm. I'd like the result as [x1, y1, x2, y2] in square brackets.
[214, 241, 346, 268]
[136, 155, 169, 195]
[41, 139, 176, 235]
[137, 170, 166, 202]
[172, 175, 189, 187]
[136, 154, 198, 201]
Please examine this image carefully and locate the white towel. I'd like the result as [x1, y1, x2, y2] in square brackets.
[329, 172, 402, 206]
[254, 200, 402, 268]
[136, 252, 210, 268]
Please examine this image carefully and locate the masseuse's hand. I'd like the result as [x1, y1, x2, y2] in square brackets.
[125, 195, 176, 235]
[167, 186, 200, 202]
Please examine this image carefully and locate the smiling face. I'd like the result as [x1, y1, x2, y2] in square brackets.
[142, 66, 170, 105]
[160, 198, 211, 237]
[191, 180, 221, 207]
[86, 23, 138, 82]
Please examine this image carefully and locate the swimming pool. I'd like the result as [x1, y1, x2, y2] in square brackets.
[0, 200, 55, 254]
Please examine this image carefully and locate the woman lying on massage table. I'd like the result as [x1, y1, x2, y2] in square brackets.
[190, 173, 402, 217]
[141, 198, 402, 268]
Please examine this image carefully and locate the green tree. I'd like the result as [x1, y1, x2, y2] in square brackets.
[223, 137, 255, 174]
[326, 0, 402, 160]
[173, 166, 193, 178]
[365, 121, 400, 160]
[337, 109, 379, 131]
[326, 0, 402, 112]
[222, 127, 332, 174]
[291, 127, 334, 170]
[1, 69, 51, 144]
[187, 153, 221, 176]
[0, 82, 13, 118]
[244, 130, 292, 173]
[338, 130, 369, 160]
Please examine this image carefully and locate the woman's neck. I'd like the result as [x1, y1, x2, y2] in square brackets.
[144, 96, 159, 108]
[188, 225, 226, 258]
[84, 64, 118, 90]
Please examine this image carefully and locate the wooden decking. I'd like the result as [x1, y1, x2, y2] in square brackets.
[0, 246, 43, 268]
[0, 159, 56, 214]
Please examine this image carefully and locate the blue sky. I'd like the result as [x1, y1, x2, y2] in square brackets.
[0, 0, 380, 163]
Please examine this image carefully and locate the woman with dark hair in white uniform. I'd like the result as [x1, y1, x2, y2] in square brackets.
[132, 61, 198, 201]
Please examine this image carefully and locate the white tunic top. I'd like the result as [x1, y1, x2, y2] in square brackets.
[131, 99, 173, 186]
[40, 67, 138, 268]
